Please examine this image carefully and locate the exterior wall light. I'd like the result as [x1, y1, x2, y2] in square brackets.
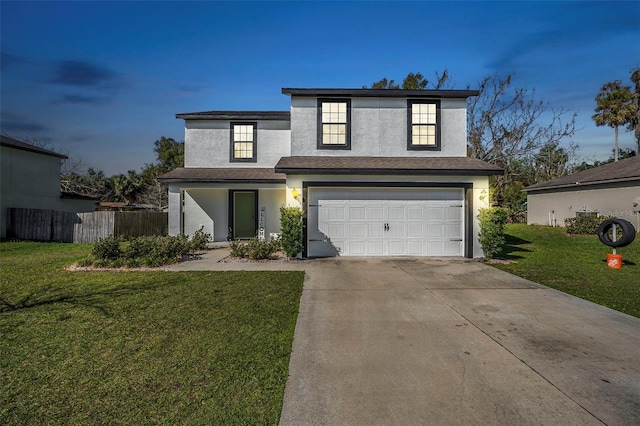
[291, 188, 299, 199]
[479, 189, 487, 201]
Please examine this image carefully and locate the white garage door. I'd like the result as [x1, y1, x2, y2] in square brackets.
[313, 197, 464, 256]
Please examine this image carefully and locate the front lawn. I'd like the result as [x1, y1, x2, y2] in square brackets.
[0, 242, 304, 425]
[492, 224, 640, 318]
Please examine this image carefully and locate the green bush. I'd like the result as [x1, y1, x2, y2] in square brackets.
[279, 206, 303, 258]
[229, 238, 279, 260]
[87, 233, 205, 268]
[92, 236, 122, 260]
[229, 240, 249, 258]
[188, 226, 211, 252]
[565, 214, 614, 234]
[478, 207, 508, 260]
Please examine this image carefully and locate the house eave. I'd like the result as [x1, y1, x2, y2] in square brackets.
[176, 111, 290, 121]
[524, 177, 640, 192]
[281, 88, 480, 98]
[275, 168, 503, 176]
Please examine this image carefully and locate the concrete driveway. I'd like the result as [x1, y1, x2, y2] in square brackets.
[280, 257, 640, 426]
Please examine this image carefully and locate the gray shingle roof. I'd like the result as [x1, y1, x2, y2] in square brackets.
[281, 88, 480, 98]
[1, 134, 68, 159]
[524, 155, 640, 192]
[275, 156, 503, 175]
[176, 111, 290, 121]
[158, 168, 286, 183]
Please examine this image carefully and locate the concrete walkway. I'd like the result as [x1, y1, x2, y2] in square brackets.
[279, 257, 640, 425]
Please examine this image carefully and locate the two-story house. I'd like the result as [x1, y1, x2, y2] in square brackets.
[159, 88, 503, 258]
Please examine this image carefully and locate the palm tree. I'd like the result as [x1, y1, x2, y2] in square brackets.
[592, 80, 635, 162]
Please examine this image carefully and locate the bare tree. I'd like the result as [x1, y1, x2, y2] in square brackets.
[467, 73, 576, 199]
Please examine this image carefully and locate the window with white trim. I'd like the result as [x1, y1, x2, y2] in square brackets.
[230, 122, 257, 162]
[408, 100, 440, 150]
[318, 99, 351, 149]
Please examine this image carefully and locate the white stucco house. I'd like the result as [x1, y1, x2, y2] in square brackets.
[524, 155, 640, 229]
[1, 135, 96, 239]
[159, 88, 503, 258]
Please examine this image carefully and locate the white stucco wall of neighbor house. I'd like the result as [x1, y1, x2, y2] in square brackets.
[167, 183, 286, 241]
[284, 174, 490, 258]
[527, 183, 640, 229]
[290, 97, 468, 157]
[1, 146, 94, 239]
[184, 120, 291, 168]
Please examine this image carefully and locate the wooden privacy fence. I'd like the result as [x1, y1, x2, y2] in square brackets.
[6, 208, 167, 243]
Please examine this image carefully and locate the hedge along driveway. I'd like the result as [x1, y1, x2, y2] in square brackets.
[0, 242, 304, 425]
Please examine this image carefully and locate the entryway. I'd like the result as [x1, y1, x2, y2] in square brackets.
[231, 190, 257, 239]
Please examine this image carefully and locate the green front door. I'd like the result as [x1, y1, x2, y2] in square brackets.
[233, 191, 257, 239]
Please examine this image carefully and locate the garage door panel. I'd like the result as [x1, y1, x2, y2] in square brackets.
[328, 206, 345, 220]
[407, 241, 424, 255]
[367, 241, 384, 255]
[349, 223, 366, 238]
[348, 240, 366, 255]
[388, 240, 405, 255]
[407, 223, 424, 238]
[388, 207, 405, 221]
[427, 207, 444, 220]
[367, 206, 384, 220]
[387, 223, 406, 238]
[445, 224, 462, 238]
[427, 224, 443, 237]
[327, 223, 345, 238]
[446, 206, 462, 221]
[444, 241, 463, 255]
[349, 206, 366, 220]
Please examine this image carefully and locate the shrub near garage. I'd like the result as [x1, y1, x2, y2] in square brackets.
[477, 207, 508, 260]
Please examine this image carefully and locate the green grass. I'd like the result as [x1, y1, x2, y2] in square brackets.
[492, 224, 640, 318]
[0, 242, 304, 425]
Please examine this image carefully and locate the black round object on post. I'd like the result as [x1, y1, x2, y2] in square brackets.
[597, 218, 636, 248]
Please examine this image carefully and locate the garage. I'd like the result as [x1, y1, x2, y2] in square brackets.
[307, 188, 466, 257]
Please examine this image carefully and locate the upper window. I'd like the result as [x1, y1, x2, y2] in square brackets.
[318, 99, 351, 149]
[230, 122, 257, 162]
[408, 100, 441, 150]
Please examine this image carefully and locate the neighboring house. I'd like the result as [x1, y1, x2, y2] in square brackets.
[0, 135, 95, 239]
[159, 88, 503, 258]
[524, 155, 640, 228]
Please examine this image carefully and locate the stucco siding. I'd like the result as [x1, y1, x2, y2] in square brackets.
[290, 97, 467, 157]
[167, 183, 286, 241]
[527, 183, 640, 228]
[184, 120, 291, 168]
[1, 146, 93, 239]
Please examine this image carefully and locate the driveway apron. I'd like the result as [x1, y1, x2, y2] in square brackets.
[279, 258, 640, 426]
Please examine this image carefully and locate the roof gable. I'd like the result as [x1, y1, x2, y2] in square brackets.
[0, 135, 68, 159]
[525, 155, 640, 192]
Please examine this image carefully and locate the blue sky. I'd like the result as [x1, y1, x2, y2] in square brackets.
[1, 1, 639, 175]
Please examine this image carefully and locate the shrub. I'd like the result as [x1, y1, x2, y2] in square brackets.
[279, 206, 303, 258]
[565, 214, 614, 234]
[478, 207, 508, 260]
[246, 238, 279, 260]
[92, 236, 122, 260]
[189, 226, 211, 252]
[87, 233, 204, 268]
[229, 239, 249, 258]
[229, 238, 279, 260]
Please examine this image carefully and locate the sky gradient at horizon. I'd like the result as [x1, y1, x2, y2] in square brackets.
[1, 1, 639, 175]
